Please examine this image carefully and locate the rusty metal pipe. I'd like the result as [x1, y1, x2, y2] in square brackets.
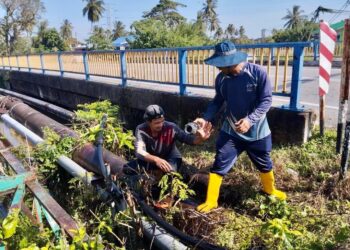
[0, 96, 126, 176]
[0, 88, 75, 121]
[0, 96, 76, 138]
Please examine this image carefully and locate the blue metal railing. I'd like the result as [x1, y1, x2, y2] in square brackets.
[0, 41, 317, 110]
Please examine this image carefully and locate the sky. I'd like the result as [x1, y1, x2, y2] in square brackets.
[28, 0, 350, 41]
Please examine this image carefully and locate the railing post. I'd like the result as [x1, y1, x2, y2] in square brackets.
[289, 45, 305, 110]
[313, 41, 319, 61]
[82, 51, 90, 81]
[2, 57, 4, 70]
[8, 56, 11, 71]
[58, 52, 64, 77]
[178, 49, 187, 95]
[27, 54, 31, 72]
[120, 50, 127, 87]
[16, 55, 20, 71]
[40, 53, 45, 74]
[270, 47, 275, 62]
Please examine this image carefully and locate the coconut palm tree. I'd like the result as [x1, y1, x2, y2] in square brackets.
[199, 0, 219, 34]
[225, 24, 235, 39]
[37, 20, 48, 38]
[82, 0, 105, 30]
[112, 21, 126, 40]
[239, 25, 246, 38]
[282, 5, 307, 29]
[60, 19, 73, 40]
[214, 27, 223, 39]
[143, 0, 186, 27]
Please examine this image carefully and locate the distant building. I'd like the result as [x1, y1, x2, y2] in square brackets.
[330, 20, 344, 42]
[73, 44, 87, 52]
[312, 20, 344, 42]
[112, 35, 135, 50]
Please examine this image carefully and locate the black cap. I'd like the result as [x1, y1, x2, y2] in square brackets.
[143, 105, 164, 121]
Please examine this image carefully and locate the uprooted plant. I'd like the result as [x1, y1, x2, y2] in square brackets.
[158, 171, 195, 208]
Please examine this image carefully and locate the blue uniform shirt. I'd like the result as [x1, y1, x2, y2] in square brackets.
[203, 62, 272, 141]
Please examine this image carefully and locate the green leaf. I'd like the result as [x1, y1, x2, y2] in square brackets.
[3, 210, 19, 239]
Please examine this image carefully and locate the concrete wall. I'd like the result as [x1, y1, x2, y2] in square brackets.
[0, 70, 316, 145]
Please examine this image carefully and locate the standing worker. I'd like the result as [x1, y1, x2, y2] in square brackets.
[195, 41, 287, 213]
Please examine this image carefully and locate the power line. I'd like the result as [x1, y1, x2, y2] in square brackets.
[328, 0, 350, 23]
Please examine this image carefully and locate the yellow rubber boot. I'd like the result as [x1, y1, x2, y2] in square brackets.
[197, 173, 223, 212]
[260, 171, 287, 200]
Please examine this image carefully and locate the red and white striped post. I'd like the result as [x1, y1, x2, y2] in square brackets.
[319, 21, 337, 136]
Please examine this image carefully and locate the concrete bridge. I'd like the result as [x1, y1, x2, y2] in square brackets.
[0, 42, 328, 145]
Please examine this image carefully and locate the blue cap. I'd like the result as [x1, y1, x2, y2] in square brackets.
[204, 41, 248, 67]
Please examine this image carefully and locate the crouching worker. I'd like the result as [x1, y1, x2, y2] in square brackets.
[125, 104, 211, 175]
[195, 41, 287, 213]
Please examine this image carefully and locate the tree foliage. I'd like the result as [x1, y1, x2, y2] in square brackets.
[143, 0, 186, 27]
[86, 26, 113, 50]
[32, 28, 67, 52]
[130, 19, 211, 48]
[198, 0, 219, 34]
[112, 20, 127, 40]
[60, 19, 73, 41]
[82, 0, 105, 29]
[0, 0, 45, 55]
[282, 5, 307, 29]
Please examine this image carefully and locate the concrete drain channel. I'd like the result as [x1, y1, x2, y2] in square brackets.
[0, 92, 224, 250]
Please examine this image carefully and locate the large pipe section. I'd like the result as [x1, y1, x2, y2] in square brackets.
[0, 96, 126, 176]
[0, 96, 76, 138]
[0, 88, 75, 122]
[0, 105, 188, 250]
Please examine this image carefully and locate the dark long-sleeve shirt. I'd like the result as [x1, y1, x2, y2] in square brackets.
[203, 62, 272, 141]
[135, 121, 195, 160]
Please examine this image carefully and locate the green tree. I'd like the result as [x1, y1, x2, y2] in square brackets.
[130, 19, 210, 48]
[82, 0, 105, 30]
[37, 20, 48, 38]
[272, 20, 317, 42]
[282, 5, 307, 29]
[0, 0, 45, 55]
[199, 0, 219, 34]
[41, 28, 66, 51]
[214, 27, 223, 39]
[143, 0, 186, 27]
[239, 25, 246, 38]
[86, 26, 113, 50]
[60, 19, 73, 40]
[112, 21, 127, 40]
[225, 24, 235, 39]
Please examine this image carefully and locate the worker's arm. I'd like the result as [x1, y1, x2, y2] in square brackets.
[142, 154, 172, 173]
[174, 122, 212, 145]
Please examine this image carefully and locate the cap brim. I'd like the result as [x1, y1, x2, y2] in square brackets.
[204, 51, 248, 67]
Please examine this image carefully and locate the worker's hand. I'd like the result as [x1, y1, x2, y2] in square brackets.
[235, 118, 251, 133]
[196, 121, 213, 141]
[154, 157, 173, 173]
[194, 118, 211, 129]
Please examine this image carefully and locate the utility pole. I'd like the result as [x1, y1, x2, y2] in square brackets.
[337, 19, 350, 154]
[339, 19, 350, 178]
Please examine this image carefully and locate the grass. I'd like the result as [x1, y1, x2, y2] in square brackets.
[176, 128, 350, 249]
